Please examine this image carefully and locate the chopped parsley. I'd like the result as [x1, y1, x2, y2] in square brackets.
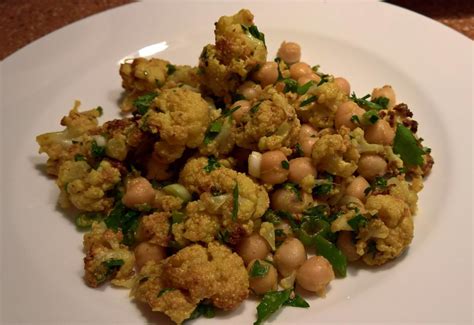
[374, 176, 387, 188]
[296, 80, 314, 95]
[363, 109, 379, 124]
[281, 160, 289, 170]
[371, 96, 389, 109]
[393, 124, 425, 166]
[350, 115, 360, 124]
[295, 143, 304, 157]
[96, 106, 103, 116]
[188, 302, 216, 320]
[232, 183, 239, 221]
[166, 64, 176, 75]
[317, 74, 330, 86]
[350, 92, 386, 111]
[300, 95, 317, 107]
[262, 209, 281, 225]
[249, 260, 269, 278]
[203, 120, 223, 144]
[204, 156, 221, 173]
[91, 140, 105, 158]
[248, 25, 266, 45]
[133, 92, 157, 115]
[347, 214, 368, 231]
[312, 183, 332, 197]
[104, 201, 141, 246]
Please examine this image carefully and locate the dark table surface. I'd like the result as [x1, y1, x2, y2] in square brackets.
[1, 0, 472, 60]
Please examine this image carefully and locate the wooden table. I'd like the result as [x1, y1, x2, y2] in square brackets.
[0, 0, 472, 60]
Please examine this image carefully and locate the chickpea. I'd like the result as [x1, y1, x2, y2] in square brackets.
[260, 150, 289, 185]
[357, 154, 387, 180]
[296, 256, 335, 293]
[134, 242, 166, 271]
[372, 85, 396, 109]
[247, 259, 278, 295]
[297, 73, 321, 86]
[298, 124, 318, 157]
[299, 124, 318, 141]
[254, 62, 278, 87]
[337, 231, 360, 262]
[288, 157, 316, 184]
[271, 188, 313, 214]
[289, 62, 313, 80]
[231, 100, 251, 123]
[122, 177, 155, 208]
[277, 41, 301, 65]
[334, 77, 351, 96]
[335, 101, 365, 130]
[365, 119, 395, 145]
[345, 176, 370, 202]
[236, 233, 271, 265]
[237, 81, 261, 100]
[274, 238, 307, 277]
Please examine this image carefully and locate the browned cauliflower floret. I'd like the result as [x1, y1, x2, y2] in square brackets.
[388, 177, 418, 214]
[163, 242, 249, 310]
[233, 87, 300, 151]
[312, 134, 358, 178]
[136, 212, 171, 246]
[36, 102, 102, 175]
[83, 222, 135, 288]
[57, 160, 121, 211]
[132, 242, 248, 324]
[142, 87, 210, 163]
[100, 118, 147, 161]
[120, 58, 168, 92]
[356, 195, 414, 265]
[296, 81, 347, 129]
[178, 157, 269, 241]
[199, 9, 267, 100]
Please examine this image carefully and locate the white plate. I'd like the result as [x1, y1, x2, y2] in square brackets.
[1, 1, 472, 324]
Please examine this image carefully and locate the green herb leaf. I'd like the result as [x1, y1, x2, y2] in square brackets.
[283, 78, 298, 93]
[204, 156, 221, 173]
[296, 81, 314, 95]
[158, 288, 175, 297]
[217, 230, 230, 244]
[74, 154, 86, 162]
[281, 160, 289, 170]
[300, 95, 317, 107]
[350, 92, 384, 111]
[250, 101, 262, 114]
[248, 25, 266, 46]
[203, 120, 223, 144]
[371, 96, 389, 109]
[104, 201, 141, 246]
[254, 289, 291, 325]
[314, 235, 347, 277]
[374, 176, 387, 188]
[166, 64, 176, 75]
[188, 302, 216, 320]
[91, 140, 105, 158]
[347, 214, 368, 231]
[317, 74, 330, 86]
[283, 294, 310, 308]
[232, 183, 239, 221]
[250, 260, 269, 278]
[96, 106, 103, 116]
[350, 115, 360, 124]
[133, 92, 157, 115]
[295, 143, 304, 157]
[312, 183, 332, 197]
[263, 209, 281, 225]
[393, 124, 425, 166]
[103, 259, 124, 269]
[363, 110, 379, 124]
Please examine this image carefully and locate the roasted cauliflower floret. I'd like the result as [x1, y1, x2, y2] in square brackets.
[233, 87, 300, 151]
[142, 87, 210, 163]
[57, 160, 121, 211]
[136, 212, 171, 246]
[199, 9, 267, 99]
[297, 81, 347, 129]
[120, 57, 168, 92]
[178, 157, 269, 240]
[356, 195, 414, 265]
[36, 102, 101, 175]
[311, 134, 358, 178]
[100, 118, 147, 161]
[132, 243, 248, 324]
[83, 222, 135, 288]
[163, 242, 249, 310]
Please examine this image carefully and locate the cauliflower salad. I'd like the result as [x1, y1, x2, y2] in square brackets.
[36, 9, 433, 325]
